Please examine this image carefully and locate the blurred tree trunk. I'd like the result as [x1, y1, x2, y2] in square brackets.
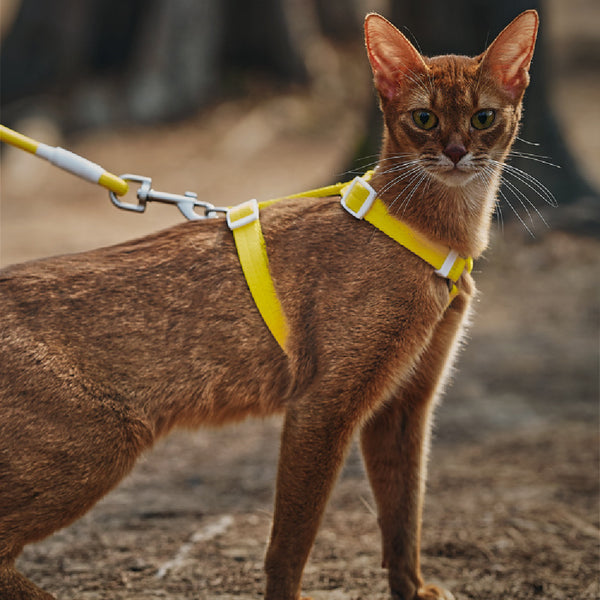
[313, 0, 361, 42]
[221, 0, 307, 85]
[125, 0, 224, 124]
[0, 0, 312, 128]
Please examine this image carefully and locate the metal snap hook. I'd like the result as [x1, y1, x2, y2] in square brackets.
[109, 174, 151, 213]
[108, 174, 228, 221]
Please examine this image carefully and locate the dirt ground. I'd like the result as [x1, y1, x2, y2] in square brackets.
[1, 4, 599, 600]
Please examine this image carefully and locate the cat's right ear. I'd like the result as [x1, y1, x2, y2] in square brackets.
[364, 13, 428, 101]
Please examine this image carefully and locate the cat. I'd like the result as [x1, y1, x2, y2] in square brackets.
[0, 10, 538, 600]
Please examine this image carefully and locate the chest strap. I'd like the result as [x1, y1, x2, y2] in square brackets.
[226, 173, 472, 353]
[227, 198, 289, 351]
[340, 174, 473, 299]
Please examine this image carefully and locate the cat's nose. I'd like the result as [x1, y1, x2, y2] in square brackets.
[443, 143, 467, 164]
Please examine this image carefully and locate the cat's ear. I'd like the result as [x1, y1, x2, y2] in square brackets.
[364, 13, 428, 101]
[481, 10, 539, 101]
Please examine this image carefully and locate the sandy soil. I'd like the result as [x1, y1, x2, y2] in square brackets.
[1, 5, 599, 600]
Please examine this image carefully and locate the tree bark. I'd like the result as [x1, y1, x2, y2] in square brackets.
[0, 0, 308, 127]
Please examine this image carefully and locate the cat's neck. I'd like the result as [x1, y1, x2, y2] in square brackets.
[370, 146, 501, 259]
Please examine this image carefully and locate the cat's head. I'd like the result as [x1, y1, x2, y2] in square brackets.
[364, 10, 538, 190]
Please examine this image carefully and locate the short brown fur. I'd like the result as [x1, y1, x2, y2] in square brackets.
[0, 11, 538, 600]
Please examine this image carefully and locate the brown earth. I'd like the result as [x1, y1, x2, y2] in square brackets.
[1, 4, 599, 599]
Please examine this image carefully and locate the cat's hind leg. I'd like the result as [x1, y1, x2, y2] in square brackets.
[0, 378, 154, 598]
[0, 562, 56, 600]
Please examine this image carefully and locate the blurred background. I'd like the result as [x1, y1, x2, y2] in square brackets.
[1, 1, 598, 599]
[1, 0, 598, 263]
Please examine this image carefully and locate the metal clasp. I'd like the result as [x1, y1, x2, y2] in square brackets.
[109, 174, 227, 221]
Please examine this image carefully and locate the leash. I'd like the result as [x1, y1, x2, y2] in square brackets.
[1, 124, 472, 354]
[0, 125, 128, 196]
[0, 124, 228, 221]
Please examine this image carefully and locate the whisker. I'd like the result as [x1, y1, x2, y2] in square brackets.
[377, 157, 421, 170]
[484, 157, 552, 233]
[507, 151, 561, 169]
[515, 136, 541, 147]
[379, 165, 423, 196]
[495, 201, 505, 234]
[511, 181, 550, 228]
[501, 177, 540, 228]
[500, 162, 558, 207]
[389, 170, 429, 216]
[400, 172, 430, 216]
[378, 162, 422, 178]
[497, 186, 535, 237]
[488, 158, 557, 208]
[346, 154, 417, 175]
[480, 164, 537, 235]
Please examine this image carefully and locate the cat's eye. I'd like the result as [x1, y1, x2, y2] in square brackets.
[412, 110, 438, 130]
[471, 109, 495, 130]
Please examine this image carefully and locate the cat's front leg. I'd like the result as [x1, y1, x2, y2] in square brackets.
[264, 395, 358, 600]
[360, 301, 468, 600]
[361, 393, 452, 600]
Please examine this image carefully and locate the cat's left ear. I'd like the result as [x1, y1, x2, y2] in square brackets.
[481, 10, 539, 101]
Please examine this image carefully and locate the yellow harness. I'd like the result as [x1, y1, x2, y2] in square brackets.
[0, 126, 471, 354]
[226, 171, 473, 353]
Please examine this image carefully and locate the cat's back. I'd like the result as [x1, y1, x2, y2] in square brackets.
[0, 219, 234, 306]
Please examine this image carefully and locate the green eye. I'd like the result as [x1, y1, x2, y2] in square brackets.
[412, 110, 438, 130]
[471, 109, 495, 130]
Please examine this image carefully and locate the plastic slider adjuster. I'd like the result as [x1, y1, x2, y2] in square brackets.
[341, 176, 377, 220]
[434, 249, 461, 279]
[226, 198, 260, 230]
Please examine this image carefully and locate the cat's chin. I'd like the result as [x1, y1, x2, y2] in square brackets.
[432, 168, 478, 188]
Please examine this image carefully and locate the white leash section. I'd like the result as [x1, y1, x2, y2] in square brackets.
[35, 144, 106, 185]
[0, 124, 129, 196]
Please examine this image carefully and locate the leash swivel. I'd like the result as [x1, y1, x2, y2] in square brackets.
[109, 174, 227, 221]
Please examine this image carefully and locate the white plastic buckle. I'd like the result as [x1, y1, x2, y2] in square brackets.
[434, 249, 460, 279]
[226, 198, 259, 230]
[341, 176, 377, 220]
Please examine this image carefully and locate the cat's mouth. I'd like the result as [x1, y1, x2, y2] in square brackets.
[429, 156, 479, 187]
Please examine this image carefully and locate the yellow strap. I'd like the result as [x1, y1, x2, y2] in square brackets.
[225, 179, 357, 351]
[341, 175, 473, 285]
[228, 172, 472, 352]
[365, 198, 472, 279]
[0, 124, 129, 196]
[228, 178, 361, 351]
[262, 171, 368, 209]
[227, 200, 289, 351]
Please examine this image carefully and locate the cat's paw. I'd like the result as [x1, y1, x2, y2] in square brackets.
[416, 584, 455, 600]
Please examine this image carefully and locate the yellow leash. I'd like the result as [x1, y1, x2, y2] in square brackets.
[0, 124, 129, 196]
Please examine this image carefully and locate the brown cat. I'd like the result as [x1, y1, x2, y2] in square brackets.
[0, 10, 538, 600]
